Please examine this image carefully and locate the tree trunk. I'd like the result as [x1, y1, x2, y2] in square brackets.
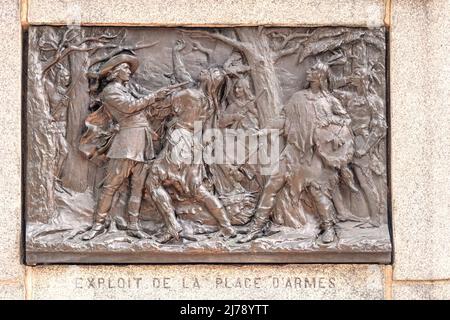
[26, 28, 57, 223]
[60, 51, 94, 192]
[235, 28, 283, 127]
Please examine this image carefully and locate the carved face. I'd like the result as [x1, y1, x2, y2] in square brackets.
[199, 67, 225, 88]
[234, 83, 244, 98]
[199, 69, 209, 82]
[233, 78, 253, 102]
[306, 62, 329, 90]
[114, 63, 132, 82]
[57, 68, 70, 87]
[306, 67, 322, 83]
[210, 67, 224, 82]
[351, 69, 370, 90]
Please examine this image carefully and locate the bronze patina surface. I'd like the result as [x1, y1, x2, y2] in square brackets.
[25, 26, 391, 263]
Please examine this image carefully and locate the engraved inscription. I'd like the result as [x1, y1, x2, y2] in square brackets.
[73, 276, 336, 290]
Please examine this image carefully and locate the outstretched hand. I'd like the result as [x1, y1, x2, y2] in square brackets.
[155, 87, 171, 100]
[174, 39, 186, 52]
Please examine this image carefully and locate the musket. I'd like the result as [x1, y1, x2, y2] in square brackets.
[149, 81, 192, 133]
[160, 80, 191, 94]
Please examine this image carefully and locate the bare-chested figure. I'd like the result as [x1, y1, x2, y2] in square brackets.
[146, 40, 236, 243]
[215, 77, 262, 194]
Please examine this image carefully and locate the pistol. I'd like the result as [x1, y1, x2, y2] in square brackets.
[160, 81, 191, 95]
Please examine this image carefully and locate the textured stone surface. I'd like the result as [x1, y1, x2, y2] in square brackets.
[28, 0, 385, 27]
[390, 0, 450, 280]
[393, 282, 450, 300]
[29, 265, 385, 300]
[0, 0, 443, 300]
[0, 0, 24, 281]
[0, 282, 25, 300]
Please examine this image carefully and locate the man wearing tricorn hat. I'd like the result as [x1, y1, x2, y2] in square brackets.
[81, 52, 170, 240]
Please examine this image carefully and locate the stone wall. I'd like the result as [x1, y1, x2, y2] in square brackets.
[0, 0, 448, 299]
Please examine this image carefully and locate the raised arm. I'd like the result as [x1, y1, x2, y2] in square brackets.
[172, 40, 194, 83]
[191, 41, 213, 64]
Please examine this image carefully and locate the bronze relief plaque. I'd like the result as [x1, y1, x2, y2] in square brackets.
[25, 26, 391, 264]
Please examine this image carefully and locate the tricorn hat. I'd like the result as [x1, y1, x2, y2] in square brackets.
[98, 53, 139, 78]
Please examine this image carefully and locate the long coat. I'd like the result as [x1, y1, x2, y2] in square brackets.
[79, 82, 156, 163]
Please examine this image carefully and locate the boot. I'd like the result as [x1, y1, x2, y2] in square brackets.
[218, 225, 237, 239]
[155, 232, 174, 244]
[237, 205, 272, 244]
[206, 203, 237, 239]
[237, 220, 264, 244]
[114, 216, 128, 231]
[155, 228, 181, 244]
[81, 222, 106, 241]
[126, 216, 149, 239]
[320, 225, 336, 243]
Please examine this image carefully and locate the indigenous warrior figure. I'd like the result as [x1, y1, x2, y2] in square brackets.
[334, 67, 387, 227]
[45, 63, 71, 182]
[216, 77, 262, 194]
[219, 77, 259, 132]
[145, 40, 237, 243]
[239, 62, 356, 244]
[80, 53, 170, 240]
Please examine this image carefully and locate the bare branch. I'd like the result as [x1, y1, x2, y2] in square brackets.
[43, 42, 113, 75]
[89, 41, 160, 66]
[297, 29, 364, 64]
[39, 42, 58, 52]
[266, 29, 311, 51]
[59, 28, 77, 48]
[191, 41, 213, 64]
[280, 31, 310, 49]
[362, 34, 385, 51]
[77, 34, 118, 46]
[307, 27, 348, 42]
[41, 32, 124, 75]
[42, 45, 93, 75]
[257, 26, 265, 37]
[66, 33, 79, 44]
[131, 41, 159, 51]
[265, 29, 287, 39]
[273, 42, 304, 62]
[180, 29, 252, 56]
[88, 45, 121, 66]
